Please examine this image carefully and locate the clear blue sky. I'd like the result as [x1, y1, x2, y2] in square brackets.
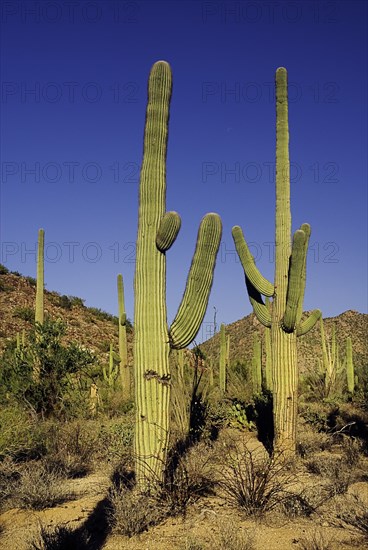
[1, 0, 367, 343]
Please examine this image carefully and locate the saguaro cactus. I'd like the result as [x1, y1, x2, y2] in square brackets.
[232, 68, 321, 455]
[103, 343, 119, 389]
[346, 337, 355, 394]
[35, 228, 44, 326]
[219, 323, 227, 393]
[117, 274, 130, 399]
[134, 61, 222, 489]
[320, 318, 341, 396]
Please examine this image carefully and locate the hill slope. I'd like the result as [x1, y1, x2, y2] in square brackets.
[200, 310, 368, 374]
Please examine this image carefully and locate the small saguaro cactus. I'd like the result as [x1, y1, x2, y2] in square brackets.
[117, 274, 130, 400]
[219, 323, 227, 393]
[232, 68, 321, 456]
[346, 337, 355, 394]
[35, 228, 44, 326]
[134, 61, 222, 490]
[320, 318, 341, 396]
[103, 343, 119, 389]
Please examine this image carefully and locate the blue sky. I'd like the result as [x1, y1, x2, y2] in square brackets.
[1, 0, 367, 343]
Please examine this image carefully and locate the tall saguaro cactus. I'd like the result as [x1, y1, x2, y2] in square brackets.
[134, 61, 222, 490]
[35, 228, 44, 326]
[117, 274, 130, 399]
[232, 68, 321, 455]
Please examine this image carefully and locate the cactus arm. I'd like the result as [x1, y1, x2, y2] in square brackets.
[245, 277, 272, 327]
[169, 213, 222, 349]
[35, 228, 44, 325]
[296, 309, 321, 336]
[282, 229, 307, 332]
[295, 223, 311, 324]
[156, 211, 181, 252]
[232, 225, 274, 297]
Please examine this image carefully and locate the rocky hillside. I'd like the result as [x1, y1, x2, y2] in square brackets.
[0, 267, 367, 374]
[200, 310, 368, 374]
[0, 269, 133, 364]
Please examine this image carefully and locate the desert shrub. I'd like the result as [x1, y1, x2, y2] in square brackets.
[107, 483, 165, 537]
[298, 528, 333, 550]
[218, 437, 296, 516]
[0, 264, 9, 275]
[43, 422, 97, 478]
[58, 295, 72, 309]
[163, 442, 214, 516]
[0, 279, 12, 292]
[12, 461, 75, 510]
[211, 521, 255, 550]
[334, 495, 368, 539]
[297, 428, 333, 457]
[86, 307, 118, 325]
[13, 306, 34, 322]
[67, 296, 85, 308]
[96, 419, 134, 462]
[0, 404, 45, 460]
[0, 319, 97, 417]
[305, 454, 352, 495]
[0, 457, 21, 510]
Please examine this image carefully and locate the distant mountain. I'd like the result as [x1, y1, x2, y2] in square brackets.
[0, 268, 366, 374]
[199, 310, 368, 374]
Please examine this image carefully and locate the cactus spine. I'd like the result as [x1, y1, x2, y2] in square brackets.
[346, 337, 355, 394]
[134, 61, 222, 489]
[232, 68, 321, 455]
[219, 323, 227, 393]
[117, 274, 130, 399]
[35, 228, 44, 326]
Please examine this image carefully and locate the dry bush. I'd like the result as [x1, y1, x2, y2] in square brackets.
[43, 421, 97, 478]
[107, 483, 165, 537]
[0, 457, 21, 510]
[305, 454, 352, 495]
[333, 494, 368, 540]
[181, 537, 206, 550]
[298, 528, 333, 550]
[217, 437, 297, 516]
[163, 441, 215, 516]
[12, 462, 75, 510]
[212, 520, 254, 550]
[297, 429, 333, 457]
